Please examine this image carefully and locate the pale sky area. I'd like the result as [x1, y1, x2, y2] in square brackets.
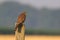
[0, 0, 60, 9]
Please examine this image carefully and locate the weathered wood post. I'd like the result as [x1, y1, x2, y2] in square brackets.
[14, 12, 26, 40]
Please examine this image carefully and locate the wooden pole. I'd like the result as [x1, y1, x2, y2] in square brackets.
[15, 24, 25, 40]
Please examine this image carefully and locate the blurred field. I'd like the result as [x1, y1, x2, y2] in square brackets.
[0, 35, 60, 40]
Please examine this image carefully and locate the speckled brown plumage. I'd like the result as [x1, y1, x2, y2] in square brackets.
[14, 12, 26, 31]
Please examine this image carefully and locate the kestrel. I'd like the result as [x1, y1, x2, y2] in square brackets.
[14, 12, 26, 31]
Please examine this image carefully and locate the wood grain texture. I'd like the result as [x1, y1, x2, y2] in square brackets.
[15, 24, 25, 40]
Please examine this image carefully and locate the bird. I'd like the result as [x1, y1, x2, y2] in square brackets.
[14, 12, 26, 31]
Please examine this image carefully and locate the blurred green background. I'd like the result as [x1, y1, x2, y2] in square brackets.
[0, 1, 60, 35]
